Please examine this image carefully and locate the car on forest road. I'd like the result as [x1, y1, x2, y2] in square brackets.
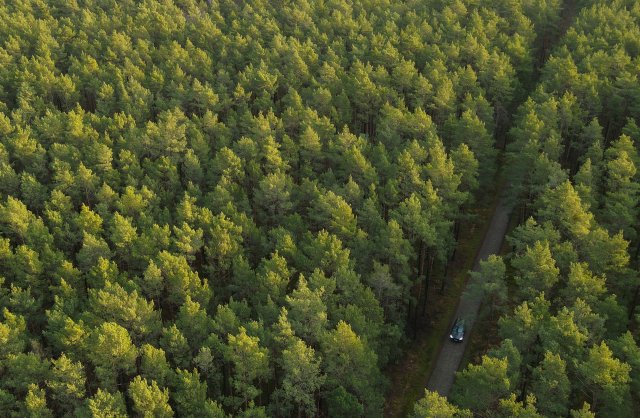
[449, 318, 465, 342]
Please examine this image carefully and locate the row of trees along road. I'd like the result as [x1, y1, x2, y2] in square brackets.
[413, 0, 640, 417]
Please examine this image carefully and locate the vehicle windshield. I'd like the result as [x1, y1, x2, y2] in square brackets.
[452, 320, 464, 336]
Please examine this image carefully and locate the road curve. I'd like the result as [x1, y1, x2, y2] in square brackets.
[426, 196, 512, 396]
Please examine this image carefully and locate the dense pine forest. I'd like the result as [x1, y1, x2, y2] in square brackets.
[0, 0, 637, 417]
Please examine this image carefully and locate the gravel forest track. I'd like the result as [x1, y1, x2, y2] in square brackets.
[425, 196, 511, 396]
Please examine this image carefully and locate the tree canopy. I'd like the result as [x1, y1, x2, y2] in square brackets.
[1, 0, 638, 416]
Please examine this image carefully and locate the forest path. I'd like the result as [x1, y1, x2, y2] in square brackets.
[425, 195, 511, 396]
[425, 0, 579, 398]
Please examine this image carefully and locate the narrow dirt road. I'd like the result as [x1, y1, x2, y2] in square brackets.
[426, 196, 511, 396]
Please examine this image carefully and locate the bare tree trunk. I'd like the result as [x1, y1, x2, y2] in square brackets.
[441, 262, 448, 294]
[412, 287, 421, 340]
[418, 243, 426, 279]
[421, 253, 434, 316]
[629, 285, 640, 320]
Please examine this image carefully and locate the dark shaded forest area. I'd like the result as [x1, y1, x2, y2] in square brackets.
[0, 0, 638, 417]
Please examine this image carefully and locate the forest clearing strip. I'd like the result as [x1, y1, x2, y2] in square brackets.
[457, 210, 518, 373]
[386, 0, 580, 413]
[449, 0, 581, 397]
[383, 184, 502, 417]
[425, 194, 511, 397]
